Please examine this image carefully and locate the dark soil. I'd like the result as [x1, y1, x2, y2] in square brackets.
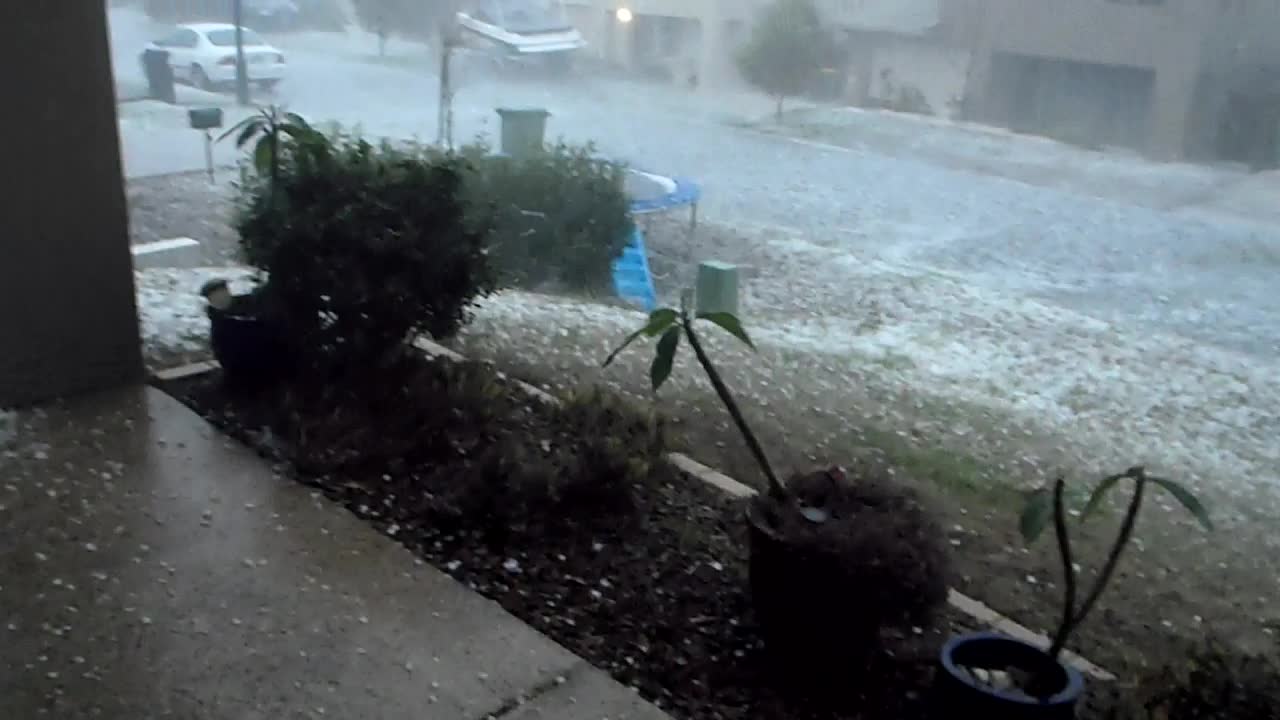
[161, 355, 1134, 720]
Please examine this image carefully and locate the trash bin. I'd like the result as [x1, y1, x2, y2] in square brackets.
[495, 108, 550, 159]
[141, 48, 176, 104]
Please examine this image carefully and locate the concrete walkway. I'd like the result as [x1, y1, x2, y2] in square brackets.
[0, 386, 668, 720]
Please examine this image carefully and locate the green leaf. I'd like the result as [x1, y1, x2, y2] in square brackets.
[253, 136, 274, 177]
[284, 112, 312, 131]
[602, 308, 678, 368]
[1148, 476, 1213, 531]
[1020, 488, 1054, 542]
[650, 326, 680, 391]
[280, 124, 316, 141]
[1081, 472, 1127, 520]
[697, 312, 755, 350]
[643, 308, 679, 335]
[218, 114, 263, 146]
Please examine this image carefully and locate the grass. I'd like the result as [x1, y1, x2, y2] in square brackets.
[857, 426, 1015, 507]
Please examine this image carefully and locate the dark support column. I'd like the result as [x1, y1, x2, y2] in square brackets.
[0, 2, 143, 406]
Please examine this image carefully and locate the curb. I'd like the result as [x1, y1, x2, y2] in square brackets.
[131, 236, 203, 269]
[155, 340, 1116, 684]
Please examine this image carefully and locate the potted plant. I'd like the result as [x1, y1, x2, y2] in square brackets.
[200, 278, 295, 386]
[201, 107, 318, 385]
[605, 293, 950, 691]
[935, 466, 1213, 719]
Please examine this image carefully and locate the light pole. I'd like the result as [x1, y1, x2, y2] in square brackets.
[437, 33, 456, 148]
[233, 0, 250, 106]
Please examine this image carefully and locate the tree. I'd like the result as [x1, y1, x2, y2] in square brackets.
[736, 0, 831, 122]
[351, 0, 451, 43]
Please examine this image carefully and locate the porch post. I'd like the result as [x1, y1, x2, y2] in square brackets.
[0, 2, 143, 406]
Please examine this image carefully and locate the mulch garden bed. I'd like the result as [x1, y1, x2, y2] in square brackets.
[161, 353, 1122, 720]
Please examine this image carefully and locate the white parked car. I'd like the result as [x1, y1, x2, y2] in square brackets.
[144, 23, 286, 91]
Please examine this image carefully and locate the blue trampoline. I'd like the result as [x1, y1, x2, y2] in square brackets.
[612, 170, 701, 311]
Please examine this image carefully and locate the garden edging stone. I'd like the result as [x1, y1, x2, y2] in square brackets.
[154, 340, 1116, 684]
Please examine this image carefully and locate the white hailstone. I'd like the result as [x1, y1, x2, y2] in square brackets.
[502, 559, 521, 573]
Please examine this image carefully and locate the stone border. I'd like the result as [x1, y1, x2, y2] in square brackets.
[153, 341, 1115, 683]
[131, 236, 204, 269]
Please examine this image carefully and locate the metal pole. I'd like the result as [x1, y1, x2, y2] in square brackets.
[437, 39, 454, 148]
[204, 130, 215, 184]
[234, 0, 250, 106]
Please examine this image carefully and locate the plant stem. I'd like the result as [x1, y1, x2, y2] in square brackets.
[681, 314, 784, 498]
[1070, 471, 1146, 631]
[1047, 477, 1077, 659]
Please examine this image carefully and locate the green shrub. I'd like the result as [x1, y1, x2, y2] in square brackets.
[233, 130, 494, 371]
[463, 141, 634, 293]
[1116, 640, 1280, 720]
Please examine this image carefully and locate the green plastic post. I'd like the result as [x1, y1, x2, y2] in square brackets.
[495, 108, 550, 159]
[695, 261, 740, 317]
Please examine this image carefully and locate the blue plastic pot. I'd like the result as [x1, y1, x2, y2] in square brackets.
[935, 632, 1084, 720]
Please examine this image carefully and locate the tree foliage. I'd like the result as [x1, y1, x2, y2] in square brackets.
[736, 0, 832, 120]
[351, 0, 453, 40]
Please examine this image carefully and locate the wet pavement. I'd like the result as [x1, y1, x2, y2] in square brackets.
[0, 386, 667, 720]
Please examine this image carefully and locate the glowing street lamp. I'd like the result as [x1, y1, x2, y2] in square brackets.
[615, 7, 634, 23]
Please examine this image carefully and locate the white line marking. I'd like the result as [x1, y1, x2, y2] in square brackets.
[132, 237, 199, 256]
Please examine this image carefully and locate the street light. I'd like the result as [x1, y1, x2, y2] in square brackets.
[615, 7, 633, 23]
[233, 0, 250, 106]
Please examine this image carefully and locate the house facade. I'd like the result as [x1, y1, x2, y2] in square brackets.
[958, 0, 1280, 160]
[562, 0, 964, 96]
[566, 0, 1280, 161]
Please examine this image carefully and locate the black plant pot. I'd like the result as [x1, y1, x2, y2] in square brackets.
[935, 632, 1084, 720]
[207, 296, 294, 387]
[746, 501, 877, 691]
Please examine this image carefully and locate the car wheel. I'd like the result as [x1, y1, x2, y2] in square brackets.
[190, 64, 211, 90]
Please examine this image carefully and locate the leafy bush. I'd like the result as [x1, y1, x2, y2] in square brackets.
[463, 141, 634, 293]
[280, 354, 665, 546]
[458, 385, 665, 541]
[1115, 640, 1280, 720]
[233, 129, 494, 371]
[756, 466, 951, 628]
